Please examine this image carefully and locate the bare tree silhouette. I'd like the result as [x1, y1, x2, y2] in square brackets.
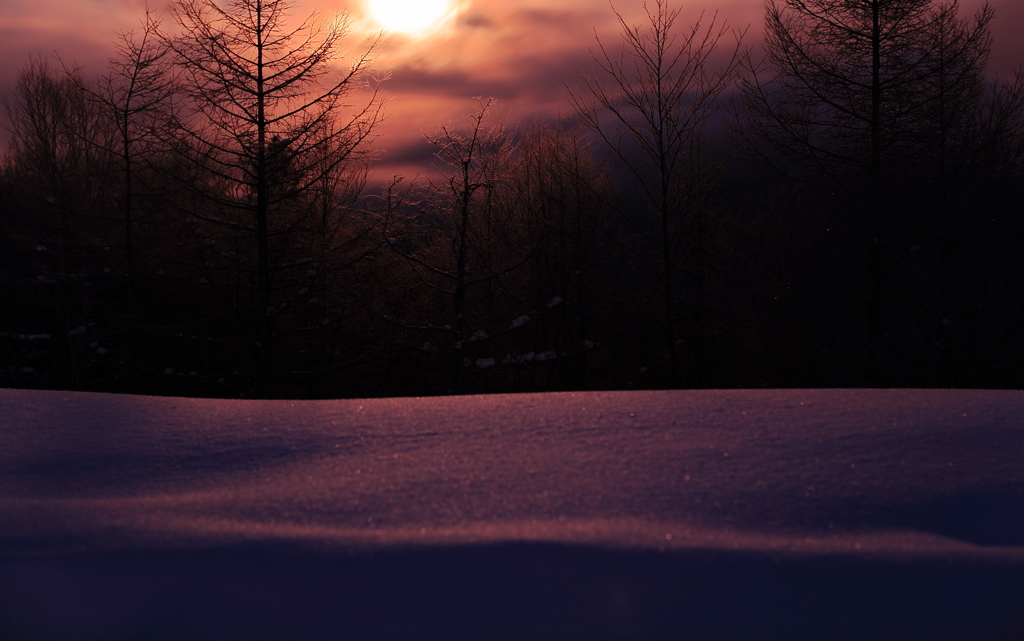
[738, 0, 994, 359]
[60, 9, 176, 391]
[568, 0, 743, 387]
[165, 0, 384, 396]
[377, 99, 538, 393]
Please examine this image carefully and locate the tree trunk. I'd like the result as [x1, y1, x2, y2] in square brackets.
[255, 1, 274, 398]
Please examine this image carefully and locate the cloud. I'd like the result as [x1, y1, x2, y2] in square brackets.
[458, 13, 493, 29]
[0, 0, 144, 115]
[990, 0, 1024, 77]
[383, 67, 520, 99]
[1, 0, 1020, 170]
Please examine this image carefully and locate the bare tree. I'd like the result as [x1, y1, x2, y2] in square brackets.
[568, 0, 743, 387]
[2, 59, 112, 208]
[981, 70, 1024, 188]
[915, 2, 992, 218]
[60, 9, 176, 391]
[377, 99, 571, 394]
[1, 58, 119, 388]
[512, 120, 612, 389]
[738, 0, 994, 351]
[165, 0, 384, 396]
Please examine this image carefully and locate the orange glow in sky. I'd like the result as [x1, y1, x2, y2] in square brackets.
[0, 0, 1020, 177]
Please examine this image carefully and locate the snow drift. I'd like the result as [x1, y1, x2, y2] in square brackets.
[1, 388, 1023, 640]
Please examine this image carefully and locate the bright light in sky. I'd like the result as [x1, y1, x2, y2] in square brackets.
[366, 0, 452, 34]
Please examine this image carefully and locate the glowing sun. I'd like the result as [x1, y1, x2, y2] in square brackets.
[366, 0, 453, 34]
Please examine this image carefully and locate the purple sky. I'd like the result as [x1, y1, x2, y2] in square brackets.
[2, 0, 1021, 180]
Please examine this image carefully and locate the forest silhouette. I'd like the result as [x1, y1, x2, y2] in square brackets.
[1, 0, 1022, 399]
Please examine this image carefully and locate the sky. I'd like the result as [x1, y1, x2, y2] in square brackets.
[1, 0, 1022, 181]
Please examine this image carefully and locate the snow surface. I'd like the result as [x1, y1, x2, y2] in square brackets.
[1, 388, 1023, 640]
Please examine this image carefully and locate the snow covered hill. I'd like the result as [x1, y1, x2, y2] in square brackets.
[1, 388, 1023, 640]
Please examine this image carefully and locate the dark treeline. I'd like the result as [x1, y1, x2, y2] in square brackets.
[2, 0, 1022, 398]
